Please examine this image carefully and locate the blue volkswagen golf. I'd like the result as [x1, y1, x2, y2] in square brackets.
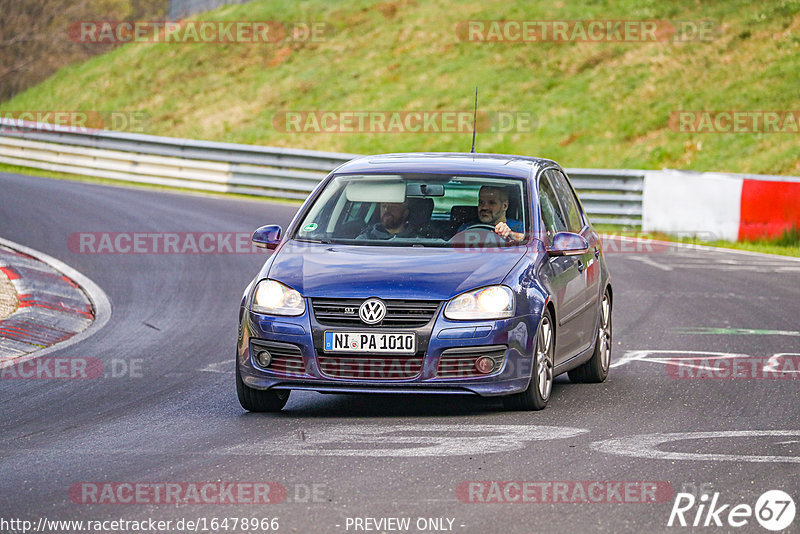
[237, 153, 612, 411]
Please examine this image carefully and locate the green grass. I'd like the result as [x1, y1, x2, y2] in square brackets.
[2, 0, 800, 175]
[594, 224, 800, 258]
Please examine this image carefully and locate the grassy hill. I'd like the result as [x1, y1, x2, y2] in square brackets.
[0, 0, 167, 100]
[2, 0, 800, 174]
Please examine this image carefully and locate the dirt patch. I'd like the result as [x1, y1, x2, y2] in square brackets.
[0, 269, 18, 320]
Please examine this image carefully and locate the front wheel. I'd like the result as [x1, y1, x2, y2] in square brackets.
[568, 289, 612, 383]
[236, 359, 290, 412]
[503, 310, 554, 411]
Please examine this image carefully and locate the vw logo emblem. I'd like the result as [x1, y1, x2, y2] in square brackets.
[359, 298, 386, 324]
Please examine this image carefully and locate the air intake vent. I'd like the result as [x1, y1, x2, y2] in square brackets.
[250, 340, 306, 376]
[318, 355, 423, 380]
[311, 298, 440, 328]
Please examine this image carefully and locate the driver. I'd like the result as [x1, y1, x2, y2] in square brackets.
[458, 186, 524, 242]
[357, 201, 417, 240]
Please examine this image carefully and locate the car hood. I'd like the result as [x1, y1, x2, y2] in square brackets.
[267, 241, 527, 300]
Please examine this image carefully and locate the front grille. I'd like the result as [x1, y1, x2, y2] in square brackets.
[437, 345, 507, 378]
[318, 355, 423, 380]
[311, 298, 441, 328]
[250, 340, 307, 376]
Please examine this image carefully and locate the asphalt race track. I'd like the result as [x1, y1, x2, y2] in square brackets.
[1, 172, 798, 533]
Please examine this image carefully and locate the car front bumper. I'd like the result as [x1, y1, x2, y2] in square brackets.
[237, 307, 540, 397]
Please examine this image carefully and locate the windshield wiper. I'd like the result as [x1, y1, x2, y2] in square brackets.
[295, 238, 331, 244]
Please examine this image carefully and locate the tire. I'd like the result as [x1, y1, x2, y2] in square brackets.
[568, 289, 612, 384]
[503, 310, 554, 411]
[236, 359, 290, 412]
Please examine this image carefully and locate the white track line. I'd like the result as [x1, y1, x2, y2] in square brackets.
[617, 236, 800, 263]
[592, 430, 800, 463]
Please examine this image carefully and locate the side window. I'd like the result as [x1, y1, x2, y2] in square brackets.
[538, 173, 568, 240]
[547, 169, 584, 233]
[342, 201, 372, 224]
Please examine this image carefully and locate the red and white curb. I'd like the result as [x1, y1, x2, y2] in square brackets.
[0, 237, 111, 362]
[643, 170, 800, 241]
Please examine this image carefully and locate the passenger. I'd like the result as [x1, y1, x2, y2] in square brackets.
[458, 186, 524, 243]
[357, 201, 418, 240]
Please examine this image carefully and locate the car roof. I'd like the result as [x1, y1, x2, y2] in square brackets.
[333, 152, 559, 180]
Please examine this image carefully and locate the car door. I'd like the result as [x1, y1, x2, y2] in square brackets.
[537, 170, 586, 364]
[548, 169, 600, 354]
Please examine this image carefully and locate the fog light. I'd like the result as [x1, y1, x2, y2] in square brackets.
[475, 356, 495, 374]
[255, 350, 272, 367]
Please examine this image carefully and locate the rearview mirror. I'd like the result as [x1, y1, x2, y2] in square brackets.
[547, 232, 588, 256]
[252, 225, 282, 250]
[406, 183, 445, 197]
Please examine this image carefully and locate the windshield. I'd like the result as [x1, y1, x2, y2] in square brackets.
[293, 174, 528, 248]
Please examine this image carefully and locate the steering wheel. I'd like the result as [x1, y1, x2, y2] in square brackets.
[461, 223, 497, 231]
[449, 223, 503, 244]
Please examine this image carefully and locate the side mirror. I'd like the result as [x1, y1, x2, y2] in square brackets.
[547, 232, 589, 256]
[252, 225, 282, 250]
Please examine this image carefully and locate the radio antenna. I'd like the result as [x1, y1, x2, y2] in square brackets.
[470, 87, 478, 153]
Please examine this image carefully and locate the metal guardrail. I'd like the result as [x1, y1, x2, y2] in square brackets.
[563, 168, 643, 225]
[0, 118, 644, 225]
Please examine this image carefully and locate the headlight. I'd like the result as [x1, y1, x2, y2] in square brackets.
[444, 285, 515, 320]
[251, 280, 305, 316]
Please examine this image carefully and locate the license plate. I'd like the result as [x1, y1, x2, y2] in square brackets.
[324, 332, 416, 354]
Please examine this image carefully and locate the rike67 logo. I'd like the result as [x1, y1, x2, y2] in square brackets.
[668, 489, 795, 531]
